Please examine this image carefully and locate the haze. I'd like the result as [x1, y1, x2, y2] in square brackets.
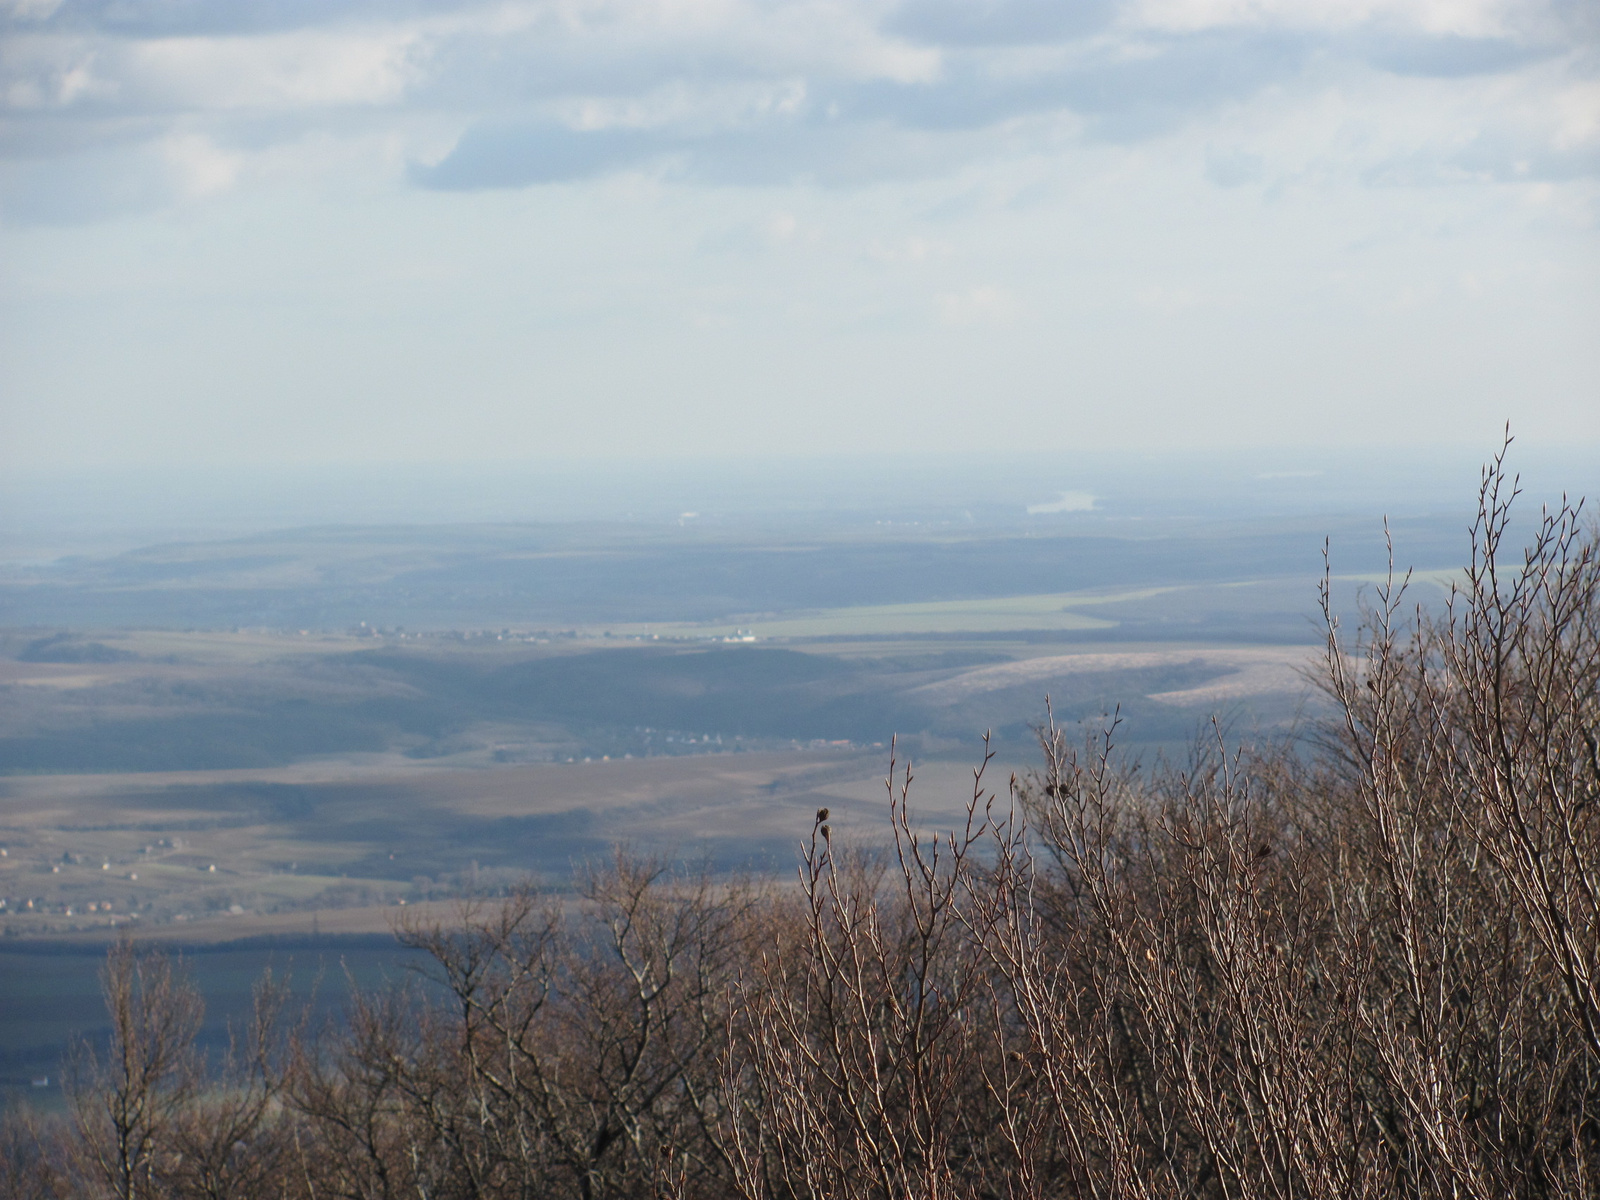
[2, 0, 1597, 477]
[5, 2, 1600, 1107]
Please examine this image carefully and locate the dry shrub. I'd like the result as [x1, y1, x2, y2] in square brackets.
[724, 750, 1007, 1200]
[7, 445, 1596, 1198]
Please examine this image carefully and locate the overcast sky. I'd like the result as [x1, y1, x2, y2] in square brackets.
[1, 0, 1596, 473]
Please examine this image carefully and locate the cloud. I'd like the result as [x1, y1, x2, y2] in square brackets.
[886, 0, 1118, 47]
[1449, 130, 1600, 185]
[1205, 144, 1264, 186]
[1, 0, 64, 22]
[1362, 33, 1553, 78]
[415, 112, 1020, 190]
[1, 0, 1595, 220]
[414, 122, 658, 188]
[0, 0, 473, 38]
[1, 26, 424, 115]
[160, 131, 241, 196]
[1026, 490, 1097, 513]
[937, 284, 1017, 324]
[1128, 0, 1528, 40]
[829, 29, 1321, 139]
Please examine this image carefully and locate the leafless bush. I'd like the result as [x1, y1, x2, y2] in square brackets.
[988, 715, 1382, 1200]
[726, 746, 1006, 1200]
[0, 1101, 72, 1199]
[1445, 451, 1600, 1061]
[26, 940, 295, 1200]
[169, 970, 291, 1200]
[35, 446, 1600, 1197]
[1313, 442, 1599, 1196]
[280, 857, 762, 1199]
[66, 940, 205, 1199]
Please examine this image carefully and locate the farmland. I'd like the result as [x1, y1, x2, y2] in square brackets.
[0, 507, 1466, 1103]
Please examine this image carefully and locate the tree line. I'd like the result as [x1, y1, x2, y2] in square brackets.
[4, 449, 1598, 1198]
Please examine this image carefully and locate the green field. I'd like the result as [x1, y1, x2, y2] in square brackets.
[608, 589, 1183, 639]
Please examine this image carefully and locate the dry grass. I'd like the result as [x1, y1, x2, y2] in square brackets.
[0, 748, 942, 941]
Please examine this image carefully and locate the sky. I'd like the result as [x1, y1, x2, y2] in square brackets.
[1, 0, 1597, 475]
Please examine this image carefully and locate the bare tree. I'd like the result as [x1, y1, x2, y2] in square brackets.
[1316, 435, 1599, 1194]
[1444, 446, 1600, 1058]
[283, 861, 760, 1199]
[167, 969, 292, 1200]
[284, 975, 449, 1200]
[732, 742, 1004, 1200]
[67, 939, 204, 1200]
[49, 442, 1600, 1199]
[0, 1101, 73, 1199]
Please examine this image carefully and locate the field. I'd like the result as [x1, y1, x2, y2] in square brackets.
[0, 631, 1319, 1107]
[609, 589, 1149, 637]
[0, 611, 1337, 968]
[0, 508, 1470, 1102]
[0, 511, 1464, 632]
[0, 635, 1326, 932]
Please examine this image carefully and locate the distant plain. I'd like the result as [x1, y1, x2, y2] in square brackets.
[0, 485, 1495, 1100]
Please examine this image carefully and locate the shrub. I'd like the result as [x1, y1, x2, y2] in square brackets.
[7, 448, 1596, 1198]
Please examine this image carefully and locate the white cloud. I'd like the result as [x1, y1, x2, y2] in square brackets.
[1, 0, 1592, 214]
[1128, 0, 1530, 38]
[1, 0, 62, 19]
[1550, 79, 1600, 151]
[0, 0, 1595, 471]
[1026, 490, 1098, 513]
[1, 37, 116, 110]
[1135, 284, 1205, 312]
[161, 133, 242, 198]
[937, 284, 1017, 324]
[125, 30, 426, 111]
[866, 234, 944, 262]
